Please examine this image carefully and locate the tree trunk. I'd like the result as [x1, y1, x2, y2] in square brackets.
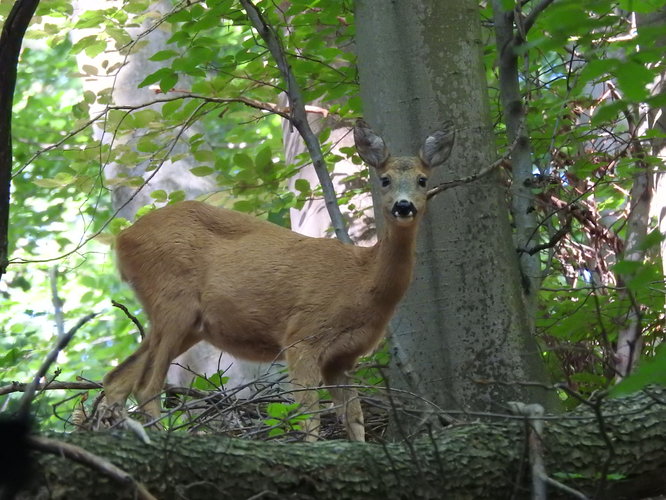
[19, 388, 666, 499]
[0, 0, 40, 280]
[491, 1, 542, 315]
[354, 0, 555, 423]
[615, 8, 666, 378]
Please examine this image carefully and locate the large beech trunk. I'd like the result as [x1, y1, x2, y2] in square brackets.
[355, 0, 555, 419]
[20, 389, 666, 499]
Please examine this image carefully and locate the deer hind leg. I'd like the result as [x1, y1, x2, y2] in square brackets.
[323, 369, 365, 442]
[103, 338, 151, 414]
[133, 326, 201, 422]
[286, 346, 322, 442]
[104, 306, 201, 423]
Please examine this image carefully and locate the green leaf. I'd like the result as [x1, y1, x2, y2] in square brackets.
[109, 218, 130, 235]
[149, 50, 179, 62]
[266, 402, 289, 418]
[610, 344, 666, 397]
[613, 260, 642, 276]
[138, 68, 173, 88]
[193, 150, 215, 163]
[71, 35, 98, 55]
[33, 172, 74, 188]
[618, 0, 666, 13]
[162, 99, 183, 118]
[150, 190, 167, 202]
[168, 9, 192, 23]
[637, 229, 665, 252]
[232, 199, 256, 213]
[615, 60, 652, 101]
[294, 178, 310, 193]
[190, 166, 214, 177]
[85, 40, 107, 58]
[234, 153, 254, 170]
[192, 376, 215, 390]
[133, 109, 161, 128]
[136, 137, 160, 153]
[591, 100, 625, 126]
[169, 190, 186, 203]
[159, 71, 178, 93]
[255, 145, 273, 168]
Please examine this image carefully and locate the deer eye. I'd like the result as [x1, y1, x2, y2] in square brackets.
[380, 176, 391, 187]
[418, 176, 427, 187]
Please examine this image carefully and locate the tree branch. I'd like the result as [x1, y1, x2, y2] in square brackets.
[522, 0, 556, 36]
[426, 133, 517, 200]
[0, 380, 102, 397]
[239, 0, 352, 244]
[112, 300, 145, 339]
[16, 313, 97, 419]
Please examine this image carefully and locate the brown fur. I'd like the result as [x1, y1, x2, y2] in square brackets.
[103, 121, 454, 441]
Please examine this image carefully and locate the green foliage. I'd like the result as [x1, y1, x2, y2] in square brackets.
[2, 0, 665, 436]
[611, 344, 666, 397]
[486, 0, 666, 400]
[262, 402, 309, 437]
[0, 0, 359, 431]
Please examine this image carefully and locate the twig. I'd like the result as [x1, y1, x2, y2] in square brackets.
[0, 380, 101, 397]
[112, 299, 146, 339]
[426, 132, 519, 199]
[556, 386, 615, 498]
[29, 436, 157, 500]
[16, 313, 98, 419]
[522, 0, 556, 36]
[509, 401, 590, 500]
[518, 214, 572, 256]
[48, 266, 65, 337]
[239, 0, 352, 244]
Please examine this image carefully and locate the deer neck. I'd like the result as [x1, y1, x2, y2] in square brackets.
[369, 220, 420, 309]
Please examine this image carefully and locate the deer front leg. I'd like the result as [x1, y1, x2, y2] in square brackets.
[287, 347, 322, 442]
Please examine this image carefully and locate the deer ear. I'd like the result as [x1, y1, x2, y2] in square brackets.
[354, 119, 390, 168]
[420, 121, 455, 169]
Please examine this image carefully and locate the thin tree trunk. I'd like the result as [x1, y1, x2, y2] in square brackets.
[0, 0, 40, 281]
[491, 1, 542, 316]
[615, 9, 666, 378]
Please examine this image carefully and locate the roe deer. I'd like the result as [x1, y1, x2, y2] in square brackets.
[104, 120, 455, 441]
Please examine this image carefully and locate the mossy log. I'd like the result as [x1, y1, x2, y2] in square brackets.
[19, 388, 666, 499]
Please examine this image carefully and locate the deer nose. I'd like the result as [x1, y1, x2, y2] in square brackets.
[393, 200, 417, 217]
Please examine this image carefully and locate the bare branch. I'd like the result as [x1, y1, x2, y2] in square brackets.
[518, 215, 572, 256]
[0, 380, 101, 397]
[426, 133, 518, 200]
[523, 0, 556, 36]
[112, 300, 145, 339]
[16, 313, 98, 418]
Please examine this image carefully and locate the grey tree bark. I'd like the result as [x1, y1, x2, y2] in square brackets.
[615, 9, 665, 378]
[20, 389, 666, 500]
[491, 1, 542, 316]
[354, 0, 555, 423]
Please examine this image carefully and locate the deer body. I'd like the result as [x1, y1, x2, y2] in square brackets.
[104, 121, 454, 441]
